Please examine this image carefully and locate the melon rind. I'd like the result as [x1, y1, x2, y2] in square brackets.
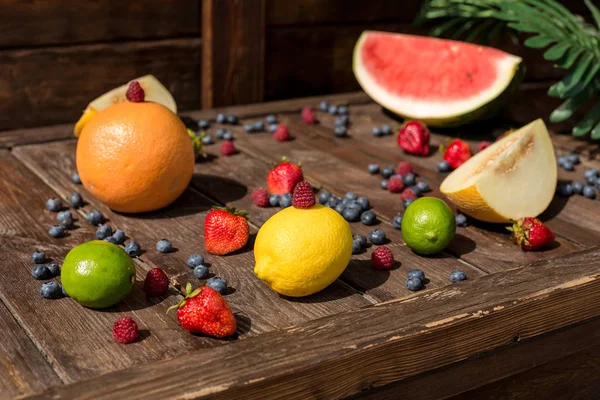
[352, 31, 524, 128]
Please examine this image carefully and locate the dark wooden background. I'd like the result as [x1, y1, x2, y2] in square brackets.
[0, 0, 592, 131]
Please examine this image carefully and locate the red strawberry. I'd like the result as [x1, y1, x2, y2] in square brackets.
[396, 161, 413, 176]
[125, 81, 145, 102]
[387, 176, 405, 193]
[221, 141, 237, 156]
[507, 217, 555, 251]
[170, 283, 236, 338]
[204, 207, 249, 255]
[144, 268, 169, 297]
[477, 141, 491, 152]
[401, 188, 418, 202]
[112, 317, 138, 344]
[301, 106, 316, 124]
[292, 181, 315, 209]
[251, 187, 269, 207]
[273, 124, 291, 142]
[397, 121, 430, 156]
[267, 157, 304, 195]
[443, 139, 472, 169]
[371, 246, 394, 270]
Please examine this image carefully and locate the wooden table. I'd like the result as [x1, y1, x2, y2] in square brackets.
[1, 92, 599, 399]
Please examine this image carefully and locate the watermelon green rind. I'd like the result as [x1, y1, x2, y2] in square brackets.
[352, 31, 524, 128]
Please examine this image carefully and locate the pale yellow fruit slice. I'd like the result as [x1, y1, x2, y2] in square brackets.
[74, 75, 177, 137]
[440, 119, 557, 223]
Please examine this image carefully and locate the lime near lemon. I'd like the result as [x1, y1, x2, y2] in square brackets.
[254, 204, 353, 297]
[61, 240, 136, 308]
[401, 197, 456, 255]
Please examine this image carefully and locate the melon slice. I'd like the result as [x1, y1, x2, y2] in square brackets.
[353, 31, 523, 127]
[74, 75, 176, 137]
[440, 119, 557, 223]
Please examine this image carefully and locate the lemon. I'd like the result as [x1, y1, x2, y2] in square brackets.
[61, 240, 136, 308]
[401, 197, 456, 255]
[254, 205, 353, 297]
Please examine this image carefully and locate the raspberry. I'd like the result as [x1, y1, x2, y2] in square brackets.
[372, 246, 394, 270]
[396, 161, 413, 176]
[221, 141, 237, 156]
[112, 317, 138, 344]
[397, 121, 430, 156]
[292, 181, 315, 209]
[401, 188, 418, 201]
[274, 124, 290, 142]
[251, 187, 270, 207]
[144, 268, 169, 297]
[301, 106, 316, 124]
[125, 81, 145, 102]
[387, 177, 405, 193]
[477, 141, 491, 152]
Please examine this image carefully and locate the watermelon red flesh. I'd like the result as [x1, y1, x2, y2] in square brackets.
[353, 31, 523, 125]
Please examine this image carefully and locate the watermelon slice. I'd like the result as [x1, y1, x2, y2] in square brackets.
[353, 31, 523, 127]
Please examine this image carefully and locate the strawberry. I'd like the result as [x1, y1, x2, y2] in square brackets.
[169, 283, 236, 338]
[477, 141, 491, 152]
[397, 121, 430, 156]
[443, 139, 472, 169]
[507, 217, 555, 251]
[273, 124, 291, 142]
[301, 106, 316, 124]
[204, 206, 249, 255]
[267, 157, 304, 195]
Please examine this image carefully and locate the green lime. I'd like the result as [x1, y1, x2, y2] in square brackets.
[61, 240, 135, 308]
[401, 197, 456, 255]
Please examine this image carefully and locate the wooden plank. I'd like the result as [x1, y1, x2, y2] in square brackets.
[0, 1, 199, 48]
[29, 246, 600, 400]
[0, 38, 201, 130]
[12, 141, 372, 334]
[0, 297, 61, 398]
[202, 0, 265, 107]
[0, 123, 72, 149]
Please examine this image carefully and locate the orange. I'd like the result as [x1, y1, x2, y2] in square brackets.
[76, 102, 194, 213]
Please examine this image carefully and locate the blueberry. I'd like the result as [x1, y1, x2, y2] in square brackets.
[341, 197, 352, 207]
[584, 168, 598, 180]
[279, 193, 292, 208]
[32, 265, 51, 280]
[583, 185, 596, 199]
[354, 234, 367, 248]
[338, 106, 348, 115]
[253, 121, 265, 131]
[216, 113, 226, 124]
[352, 239, 362, 255]
[356, 196, 370, 210]
[344, 192, 358, 201]
[244, 124, 255, 133]
[369, 229, 386, 245]
[586, 175, 597, 185]
[326, 196, 340, 208]
[216, 128, 226, 139]
[318, 190, 331, 205]
[335, 203, 346, 214]
[392, 214, 403, 229]
[567, 153, 580, 164]
[198, 120, 210, 130]
[86, 210, 104, 226]
[572, 180, 584, 194]
[381, 166, 394, 179]
[156, 239, 173, 253]
[416, 181, 430, 193]
[59, 214, 74, 228]
[333, 126, 347, 137]
[202, 135, 213, 145]
[409, 185, 422, 196]
[403, 199, 415, 208]
[335, 116, 349, 126]
[125, 241, 141, 257]
[346, 201, 363, 212]
[96, 224, 113, 240]
[112, 229, 126, 244]
[269, 194, 281, 207]
[49, 225, 65, 238]
[343, 207, 362, 222]
[104, 236, 117, 244]
[32, 251, 46, 264]
[360, 210, 377, 225]
[223, 131, 233, 141]
[45, 198, 62, 212]
[194, 265, 209, 279]
[320, 101, 329, 111]
[437, 161, 451, 172]
[450, 270, 468, 283]
[595, 178, 600, 190]
[226, 114, 238, 125]
[266, 115, 277, 124]
[268, 124, 279, 133]
[187, 254, 205, 268]
[407, 269, 425, 281]
[403, 173, 416, 186]
[328, 105, 338, 115]
[371, 127, 382, 137]
[57, 210, 72, 221]
[557, 156, 568, 166]
[40, 281, 61, 299]
[380, 125, 392, 135]
[71, 172, 82, 184]
[455, 213, 468, 227]
[562, 160, 575, 171]
[61, 286, 69, 297]
[206, 277, 228, 294]
[557, 184, 573, 197]
[380, 179, 389, 190]
[69, 193, 83, 209]
[368, 163, 380, 174]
